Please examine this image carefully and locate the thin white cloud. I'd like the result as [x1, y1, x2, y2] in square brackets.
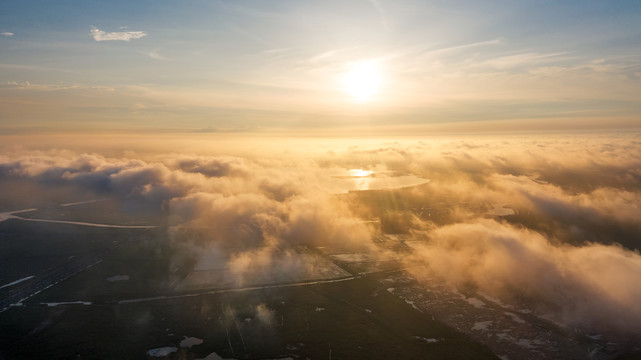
[148, 50, 168, 61]
[90, 27, 147, 42]
[0, 63, 74, 73]
[478, 51, 569, 70]
[369, 0, 391, 32]
[1, 32, 14, 37]
[421, 38, 503, 57]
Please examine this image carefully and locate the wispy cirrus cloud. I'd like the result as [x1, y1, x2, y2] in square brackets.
[90, 27, 146, 42]
[148, 50, 169, 61]
[1, 32, 14, 37]
[369, 0, 391, 32]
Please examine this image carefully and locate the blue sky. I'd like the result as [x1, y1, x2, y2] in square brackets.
[1, 0, 640, 133]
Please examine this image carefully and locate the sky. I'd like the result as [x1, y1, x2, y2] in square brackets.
[1, 0, 640, 133]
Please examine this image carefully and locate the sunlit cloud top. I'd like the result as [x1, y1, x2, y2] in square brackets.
[0, 0, 640, 133]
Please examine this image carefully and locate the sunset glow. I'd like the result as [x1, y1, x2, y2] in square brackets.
[1, 2, 641, 359]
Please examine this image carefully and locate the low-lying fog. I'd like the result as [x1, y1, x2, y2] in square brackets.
[2, 132, 640, 336]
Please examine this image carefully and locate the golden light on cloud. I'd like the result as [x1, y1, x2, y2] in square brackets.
[349, 168, 374, 177]
[341, 60, 383, 102]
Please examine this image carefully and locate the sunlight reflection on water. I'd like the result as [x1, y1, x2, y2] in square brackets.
[329, 169, 428, 193]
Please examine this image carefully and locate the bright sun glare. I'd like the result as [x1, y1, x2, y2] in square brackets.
[342, 61, 382, 102]
[349, 168, 374, 177]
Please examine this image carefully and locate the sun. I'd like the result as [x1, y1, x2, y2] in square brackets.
[341, 60, 383, 102]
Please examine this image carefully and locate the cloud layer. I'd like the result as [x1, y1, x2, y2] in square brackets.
[1, 133, 641, 335]
[405, 219, 641, 334]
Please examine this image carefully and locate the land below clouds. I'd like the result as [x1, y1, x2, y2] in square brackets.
[1, 132, 641, 359]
